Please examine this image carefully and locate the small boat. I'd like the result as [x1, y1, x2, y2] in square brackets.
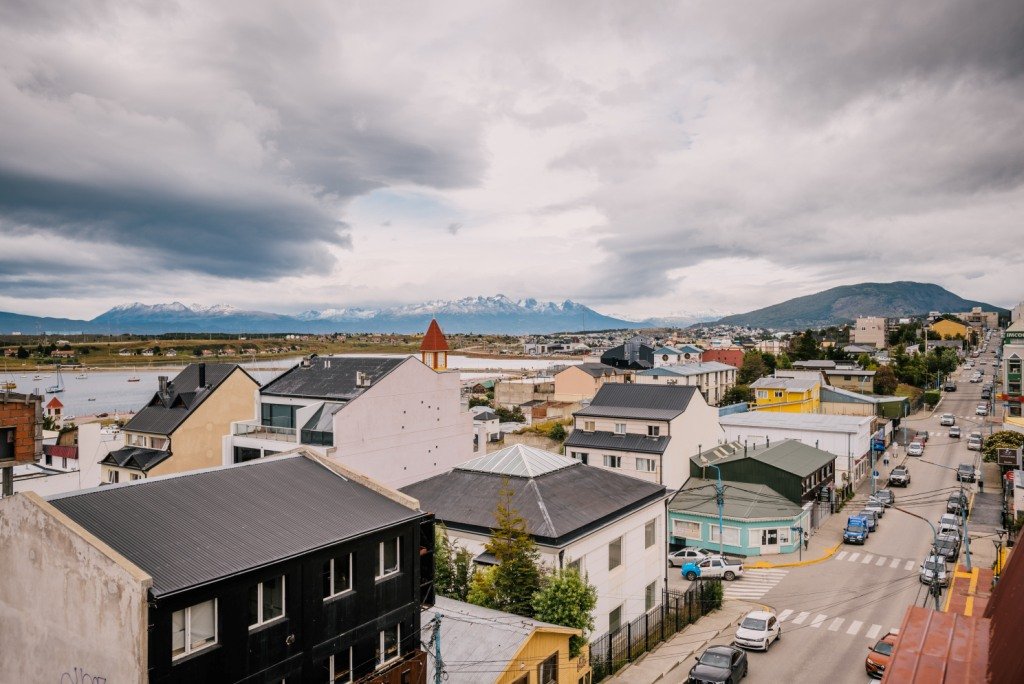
[88, 397, 97, 401]
[32, 374, 43, 381]
[75, 373, 88, 380]
[127, 376, 140, 382]
[46, 366, 65, 394]
[1, 382, 15, 390]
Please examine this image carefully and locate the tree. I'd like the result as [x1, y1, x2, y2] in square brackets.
[791, 330, 820, 361]
[16, 345, 28, 359]
[737, 350, 767, 384]
[470, 479, 542, 617]
[776, 352, 792, 370]
[761, 352, 777, 374]
[435, 523, 474, 601]
[548, 423, 567, 441]
[469, 397, 492, 408]
[532, 568, 598, 657]
[857, 353, 873, 369]
[721, 384, 754, 405]
[495, 406, 526, 423]
[873, 365, 898, 395]
[982, 431, 1024, 463]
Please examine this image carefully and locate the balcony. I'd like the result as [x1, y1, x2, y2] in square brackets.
[232, 421, 297, 442]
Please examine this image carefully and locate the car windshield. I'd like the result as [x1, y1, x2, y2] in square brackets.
[894, 468, 906, 474]
[924, 560, 943, 571]
[873, 641, 894, 656]
[740, 617, 767, 630]
[699, 651, 731, 668]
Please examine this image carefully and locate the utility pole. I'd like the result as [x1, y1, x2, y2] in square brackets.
[962, 483, 972, 572]
[707, 463, 725, 556]
[431, 613, 443, 684]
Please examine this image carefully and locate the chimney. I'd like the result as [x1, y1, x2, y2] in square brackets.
[158, 376, 168, 396]
[198, 363, 206, 388]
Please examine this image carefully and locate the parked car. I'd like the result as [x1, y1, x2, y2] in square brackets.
[976, 404, 989, 416]
[956, 464, 976, 483]
[949, 425, 961, 439]
[682, 556, 744, 581]
[888, 466, 911, 487]
[669, 548, 710, 567]
[865, 498, 886, 517]
[865, 629, 900, 679]
[874, 490, 895, 507]
[934, 533, 961, 561]
[943, 381, 957, 392]
[919, 555, 950, 587]
[946, 492, 969, 515]
[967, 433, 983, 451]
[907, 441, 924, 457]
[940, 413, 956, 426]
[857, 509, 879, 532]
[734, 610, 781, 651]
[938, 513, 962, 533]
[844, 516, 870, 544]
[688, 645, 748, 684]
[916, 430, 929, 443]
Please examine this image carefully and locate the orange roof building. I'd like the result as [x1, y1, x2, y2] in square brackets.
[420, 319, 449, 371]
[45, 396, 64, 417]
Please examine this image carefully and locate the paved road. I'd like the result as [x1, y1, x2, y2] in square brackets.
[683, 354, 999, 683]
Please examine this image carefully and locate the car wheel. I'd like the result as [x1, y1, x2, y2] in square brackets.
[685, 571, 697, 581]
[724, 571, 736, 581]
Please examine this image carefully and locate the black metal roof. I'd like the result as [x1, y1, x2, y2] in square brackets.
[49, 455, 422, 597]
[564, 362, 622, 378]
[563, 429, 671, 455]
[574, 384, 696, 421]
[400, 462, 666, 546]
[260, 356, 407, 401]
[473, 410, 499, 422]
[101, 446, 172, 472]
[123, 363, 253, 436]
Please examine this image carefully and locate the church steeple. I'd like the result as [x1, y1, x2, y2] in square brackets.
[419, 318, 449, 371]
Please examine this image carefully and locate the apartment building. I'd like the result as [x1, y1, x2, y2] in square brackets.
[852, 317, 887, 348]
[634, 361, 738, 405]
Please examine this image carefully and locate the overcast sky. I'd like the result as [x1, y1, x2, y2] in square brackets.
[1, 0, 1022, 320]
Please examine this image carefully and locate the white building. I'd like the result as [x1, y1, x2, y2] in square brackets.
[563, 384, 724, 490]
[7, 423, 120, 499]
[634, 361, 738, 405]
[402, 445, 669, 635]
[852, 317, 887, 349]
[718, 411, 875, 489]
[652, 345, 703, 367]
[225, 355, 473, 488]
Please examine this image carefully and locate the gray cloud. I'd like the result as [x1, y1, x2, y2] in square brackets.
[447, 222, 462, 235]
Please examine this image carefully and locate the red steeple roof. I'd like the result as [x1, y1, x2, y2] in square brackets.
[419, 319, 450, 352]
[46, 397, 64, 409]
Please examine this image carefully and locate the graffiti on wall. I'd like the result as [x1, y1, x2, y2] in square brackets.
[60, 668, 107, 684]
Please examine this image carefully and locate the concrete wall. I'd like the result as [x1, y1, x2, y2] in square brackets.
[8, 424, 117, 498]
[494, 379, 554, 409]
[331, 361, 473, 488]
[0, 493, 151, 683]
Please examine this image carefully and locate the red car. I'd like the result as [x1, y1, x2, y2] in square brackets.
[865, 629, 899, 679]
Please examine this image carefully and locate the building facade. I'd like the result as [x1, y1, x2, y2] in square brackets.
[634, 361, 738, 406]
[1002, 320, 1024, 418]
[749, 371, 823, 413]
[0, 391, 43, 496]
[852, 317, 887, 348]
[553, 363, 627, 403]
[701, 347, 744, 368]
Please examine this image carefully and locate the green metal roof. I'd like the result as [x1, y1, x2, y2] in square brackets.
[691, 439, 836, 478]
[669, 478, 802, 521]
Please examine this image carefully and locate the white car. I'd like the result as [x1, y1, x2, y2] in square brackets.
[907, 441, 924, 457]
[735, 610, 782, 651]
[668, 548, 709, 567]
[682, 556, 744, 581]
[976, 404, 989, 416]
[940, 414, 955, 426]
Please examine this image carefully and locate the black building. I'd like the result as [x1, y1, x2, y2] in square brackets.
[601, 336, 655, 370]
[48, 451, 433, 683]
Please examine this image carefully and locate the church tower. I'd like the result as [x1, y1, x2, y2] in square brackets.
[420, 318, 449, 371]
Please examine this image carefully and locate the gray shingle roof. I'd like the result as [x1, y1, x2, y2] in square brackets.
[574, 384, 696, 421]
[401, 456, 666, 545]
[101, 446, 172, 472]
[123, 363, 251, 436]
[560, 362, 621, 378]
[48, 455, 422, 597]
[473, 410, 499, 422]
[260, 355, 407, 401]
[564, 429, 671, 455]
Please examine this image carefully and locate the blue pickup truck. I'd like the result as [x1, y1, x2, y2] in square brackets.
[843, 516, 870, 544]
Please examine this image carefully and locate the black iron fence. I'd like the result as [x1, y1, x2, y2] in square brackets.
[589, 578, 723, 681]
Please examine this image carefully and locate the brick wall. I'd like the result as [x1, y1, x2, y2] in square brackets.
[0, 396, 42, 463]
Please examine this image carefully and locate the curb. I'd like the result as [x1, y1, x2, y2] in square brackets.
[747, 542, 843, 569]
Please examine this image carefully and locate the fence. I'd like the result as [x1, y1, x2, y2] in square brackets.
[588, 578, 723, 681]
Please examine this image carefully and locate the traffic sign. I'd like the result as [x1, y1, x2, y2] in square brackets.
[872, 470, 880, 478]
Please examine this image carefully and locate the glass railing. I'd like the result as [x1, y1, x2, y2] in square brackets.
[232, 422, 297, 440]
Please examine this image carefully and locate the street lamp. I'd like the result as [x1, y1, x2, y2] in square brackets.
[893, 505, 944, 611]
[705, 463, 726, 557]
[994, 530, 1006, 584]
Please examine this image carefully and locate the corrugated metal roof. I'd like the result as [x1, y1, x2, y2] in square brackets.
[750, 376, 818, 391]
[49, 455, 421, 597]
[883, 607, 989, 683]
[669, 478, 802, 520]
[821, 386, 907, 404]
[564, 429, 671, 455]
[260, 356, 406, 400]
[43, 444, 78, 459]
[692, 439, 836, 478]
[719, 412, 872, 433]
[472, 410, 498, 422]
[123, 363, 248, 435]
[402, 460, 666, 545]
[637, 361, 737, 377]
[457, 444, 575, 477]
[574, 384, 696, 420]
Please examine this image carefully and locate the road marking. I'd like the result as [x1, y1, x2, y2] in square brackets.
[777, 609, 793, 622]
[828, 618, 844, 631]
[848, 552, 861, 562]
[810, 614, 828, 628]
[862, 554, 875, 564]
[865, 624, 882, 640]
[890, 558, 901, 568]
[905, 560, 915, 571]
[876, 556, 887, 566]
[847, 620, 863, 635]
[836, 551, 848, 560]
[792, 611, 809, 625]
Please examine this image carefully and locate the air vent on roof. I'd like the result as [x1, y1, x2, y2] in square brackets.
[355, 371, 371, 388]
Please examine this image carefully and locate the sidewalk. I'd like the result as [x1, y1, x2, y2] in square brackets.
[604, 599, 760, 683]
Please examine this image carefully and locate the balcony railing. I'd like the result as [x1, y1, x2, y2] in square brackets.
[232, 422, 297, 442]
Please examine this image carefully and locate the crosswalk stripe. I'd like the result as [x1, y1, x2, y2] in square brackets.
[865, 624, 882, 640]
[792, 611, 809, 625]
[904, 560, 915, 571]
[810, 614, 828, 628]
[848, 553, 861, 562]
[876, 556, 887, 566]
[828, 618, 844, 631]
[847, 620, 863, 635]
[862, 554, 874, 564]
[890, 558, 901, 568]
[836, 551, 848, 560]
[778, 609, 793, 622]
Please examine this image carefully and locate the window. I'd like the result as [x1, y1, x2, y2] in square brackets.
[45, 453, 52, 466]
[673, 519, 701, 540]
[635, 458, 656, 472]
[376, 537, 400, 579]
[320, 647, 352, 683]
[614, 423, 626, 435]
[566, 557, 582, 574]
[578, 674, 592, 684]
[249, 575, 285, 628]
[645, 519, 657, 548]
[709, 525, 741, 546]
[323, 553, 352, 599]
[172, 599, 217, 659]
[571, 451, 589, 465]
[583, 420, 595, 432]
[647, 425, 660, 436]
[376, 624, 401, 667]
[608, 537, 622, 570]
[261, 403, 297, 429]
[130, 474, 142, 481]
[234, 446, 262, 463]
[538, 652, 558, 684]
[107, 470, 119, 484]
[61, 457, 67, 469]
[603, 455, 621, 468]
[645, 581, 657, 612]
[609, 605, 623, 633]
[756, 390, 768, 399]
[773, 391, 784, 398]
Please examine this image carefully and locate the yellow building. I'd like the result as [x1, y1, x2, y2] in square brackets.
[750, 371, 823, 413]
[425, 596, 592, 684]
[930, 319, 969, 340]
[101, 363, 259, 482]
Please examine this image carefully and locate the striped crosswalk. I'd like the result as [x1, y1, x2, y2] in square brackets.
[835, 549, 917, 571]
[722, 568, 788, 601]
[775, 607, 895, 641]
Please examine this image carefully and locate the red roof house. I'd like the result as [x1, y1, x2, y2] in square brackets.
[420, 319, 449, 371]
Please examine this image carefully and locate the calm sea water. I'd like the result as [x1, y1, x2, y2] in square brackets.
[1, 354, 578, 417]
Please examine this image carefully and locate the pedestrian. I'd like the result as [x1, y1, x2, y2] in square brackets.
[883, 455, 890, 467]
[803, 531, 809, 551]
[979, 475, 984, 493]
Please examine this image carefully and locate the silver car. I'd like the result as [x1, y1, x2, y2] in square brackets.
[920, 555, 950, 587]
